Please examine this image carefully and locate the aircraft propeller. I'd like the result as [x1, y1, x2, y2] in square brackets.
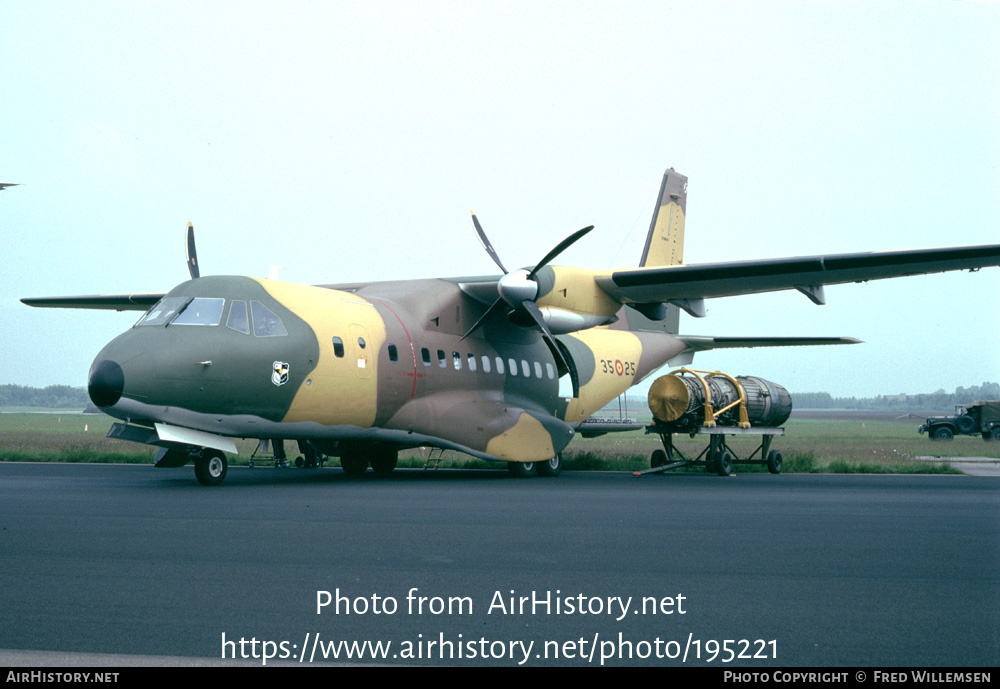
[186, 222, 199, 279]
[461, 213, 593, 372]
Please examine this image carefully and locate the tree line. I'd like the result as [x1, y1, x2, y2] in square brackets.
[2, 381, 998, 411]
[793, 382, 1000, 410]
[0, 385, 91, 408]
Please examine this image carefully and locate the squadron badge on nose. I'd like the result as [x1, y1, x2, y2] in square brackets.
[272, 361, 290, 386]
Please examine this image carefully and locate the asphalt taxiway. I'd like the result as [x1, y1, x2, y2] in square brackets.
[0, 463, 996, 667]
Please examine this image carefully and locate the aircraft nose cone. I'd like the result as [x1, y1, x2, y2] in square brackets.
[88, 359, 124, 408]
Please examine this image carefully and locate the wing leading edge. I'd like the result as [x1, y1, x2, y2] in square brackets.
[598, 244, 1000, 307]
[20, 294, 165, 311]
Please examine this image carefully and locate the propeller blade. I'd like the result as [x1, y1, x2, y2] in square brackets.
[186, 222, 200, 279]
[520, 300, 570, 373]
[471, 212, 508, 275]
[458, 296, 506, 343]
[528, 225, 594, 279]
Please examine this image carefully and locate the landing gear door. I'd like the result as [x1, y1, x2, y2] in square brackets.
[348, 324, 374, 379]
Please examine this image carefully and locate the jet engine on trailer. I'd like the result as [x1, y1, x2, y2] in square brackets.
[647, 370, 792, 432]
[639, 369, 791, 476]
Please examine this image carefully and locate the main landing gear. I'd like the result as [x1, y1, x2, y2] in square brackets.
[338, 442, 399, 478]
[507, 453, 562, 478]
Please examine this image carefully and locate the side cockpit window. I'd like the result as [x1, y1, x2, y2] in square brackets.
[227, 300, 250, 334]
[251, 301, 288, 337]
[171, 298, 225, 326]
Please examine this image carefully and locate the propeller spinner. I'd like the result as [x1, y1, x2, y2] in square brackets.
[461, 213, 593, 371]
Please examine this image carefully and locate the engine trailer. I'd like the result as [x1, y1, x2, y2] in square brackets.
[636, 424, 785, 476]
[634, 368, 791, 477]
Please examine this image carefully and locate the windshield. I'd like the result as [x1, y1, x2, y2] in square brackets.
[170, 298, 225, 326]
[135, 297, 189, 327]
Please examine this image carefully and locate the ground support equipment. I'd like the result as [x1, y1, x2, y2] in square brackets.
[634, 424, 785, 477]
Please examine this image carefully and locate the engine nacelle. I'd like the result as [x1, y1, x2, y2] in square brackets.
[647, 369, 792, 429]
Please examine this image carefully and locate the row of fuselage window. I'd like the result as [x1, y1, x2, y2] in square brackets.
[330, 337, 557, 380]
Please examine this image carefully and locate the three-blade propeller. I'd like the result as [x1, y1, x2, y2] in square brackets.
[461, 213, 593, 372]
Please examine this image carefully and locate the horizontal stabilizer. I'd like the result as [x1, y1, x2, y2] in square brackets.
[679, 335, 862, 350]
[669, 335, 861, 367]
[20, 294, 165, 311]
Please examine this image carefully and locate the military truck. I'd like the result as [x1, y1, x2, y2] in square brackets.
[918, 401, 1000, 441]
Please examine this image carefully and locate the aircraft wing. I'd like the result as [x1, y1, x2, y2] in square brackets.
[596, 244, 1000, 306]
[20, 294, 165, 311]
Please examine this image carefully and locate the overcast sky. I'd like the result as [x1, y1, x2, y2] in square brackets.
[1, 1, 997, 398]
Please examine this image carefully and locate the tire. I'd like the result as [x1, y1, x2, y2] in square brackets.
[650, 449, 667, 469]
[956, 415, 976, 434]
[931, 427, 954, 441]
[340, 454, 368, 477]
[537, 454, 562, 477]
[705, 447, 719, 473]
[716, 450, 733, 476]
[371, 448, 398, 478]
[507, 461, 537, 478]
[194, 450, 228, 486]
[767, 450, 783, 475]
[990, 428, 1000, 442]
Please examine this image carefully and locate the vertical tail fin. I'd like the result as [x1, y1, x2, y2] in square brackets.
[621, 168, 688, 334]
[639, 168, 687, 268]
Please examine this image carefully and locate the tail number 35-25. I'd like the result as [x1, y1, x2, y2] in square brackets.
[601, 359, 636, 377]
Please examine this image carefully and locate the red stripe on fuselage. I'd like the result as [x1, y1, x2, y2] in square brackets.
[370, 298, 420, 399]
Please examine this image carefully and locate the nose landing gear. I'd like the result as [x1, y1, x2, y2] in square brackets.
[194, 449, 228, 486]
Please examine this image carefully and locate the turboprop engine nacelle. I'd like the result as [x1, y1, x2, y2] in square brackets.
[647, 369, 792, 429]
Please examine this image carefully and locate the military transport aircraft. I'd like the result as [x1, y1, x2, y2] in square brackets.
[21, 169, 1000, 485]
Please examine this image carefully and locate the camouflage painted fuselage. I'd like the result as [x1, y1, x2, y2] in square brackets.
[89, 275, 685, 463]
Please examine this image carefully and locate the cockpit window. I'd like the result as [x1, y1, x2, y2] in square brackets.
[251, 301, 288, 337]
[171, 298, 225, 326]
[135, 296, 189, 327]
[226, 300, 250, 334]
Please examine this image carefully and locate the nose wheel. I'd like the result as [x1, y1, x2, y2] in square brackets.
[194, 450, 228, 486]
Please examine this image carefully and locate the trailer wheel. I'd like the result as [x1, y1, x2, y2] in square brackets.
[194, 450, 228, 486]
[704, 448, 718, 473]
[650, 449, 666, 468]
[767, 450, 783, 475]
[716, 450, 733, 476]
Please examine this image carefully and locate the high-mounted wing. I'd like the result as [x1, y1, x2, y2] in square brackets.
[20, 294, 165, 311]
[598, 244, 1000, 313]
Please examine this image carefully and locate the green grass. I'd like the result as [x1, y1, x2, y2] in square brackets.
[0, 410, 988, 473]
